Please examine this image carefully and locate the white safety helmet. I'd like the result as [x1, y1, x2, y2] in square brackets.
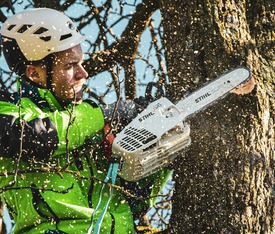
[0, 8, 85, 72]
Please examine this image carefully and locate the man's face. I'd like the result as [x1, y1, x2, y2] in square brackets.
[51, 45, 88, 104]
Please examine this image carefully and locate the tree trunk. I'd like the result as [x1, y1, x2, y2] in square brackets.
[160, 0, 274, 233]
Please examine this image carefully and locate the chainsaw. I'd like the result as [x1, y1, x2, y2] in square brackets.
[112, 67, 251, 181]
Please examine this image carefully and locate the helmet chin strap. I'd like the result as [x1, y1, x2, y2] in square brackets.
[24, 54, 64, 105]
[45, 54, 55, 92]
[23, 54, 70, 107]
[23, 76, 44, 88]
[19, 54, 56, 91]
[44, 54, 70, 107]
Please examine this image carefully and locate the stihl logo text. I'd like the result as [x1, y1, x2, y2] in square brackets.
[139, 112, 155, 122]
[195, 92, 211, 103]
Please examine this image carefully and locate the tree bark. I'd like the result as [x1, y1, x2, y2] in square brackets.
[160, 0, 274, 233]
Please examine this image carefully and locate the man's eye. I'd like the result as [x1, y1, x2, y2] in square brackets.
[65, 64, 74, 69]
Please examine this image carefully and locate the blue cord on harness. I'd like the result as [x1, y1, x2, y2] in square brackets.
[87, 159, 120, 234]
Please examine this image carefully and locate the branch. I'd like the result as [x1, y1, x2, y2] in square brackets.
[32, 0, 61, 9]
[0, 0, 15, 22]
[0, 183, 74, 195]
[84, 0, 160, 77]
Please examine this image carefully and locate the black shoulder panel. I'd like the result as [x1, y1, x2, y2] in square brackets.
[0, 114, 59, 161]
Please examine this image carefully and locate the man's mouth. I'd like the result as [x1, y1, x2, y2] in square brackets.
[73, 85, 84, 93]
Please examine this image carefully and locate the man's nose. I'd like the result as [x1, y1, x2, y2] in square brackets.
[76, 64, 88, 80]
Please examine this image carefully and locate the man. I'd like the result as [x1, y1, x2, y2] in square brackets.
[0, 8, 170, 233]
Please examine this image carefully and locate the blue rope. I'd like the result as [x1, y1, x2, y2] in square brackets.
[87, 161, 120, 234]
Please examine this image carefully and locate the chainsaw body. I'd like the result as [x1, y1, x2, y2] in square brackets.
[112, 97, 191, 181]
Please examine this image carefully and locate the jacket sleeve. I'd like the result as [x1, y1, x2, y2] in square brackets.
[0, 98, 105, 160]
[51, 100, 105, 156]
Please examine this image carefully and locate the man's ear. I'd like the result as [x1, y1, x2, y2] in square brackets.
[26, 65, 40, 82]
[25, 65, 46, 87]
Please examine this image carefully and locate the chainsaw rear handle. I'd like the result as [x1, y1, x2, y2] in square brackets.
[145, 82, 165, 100]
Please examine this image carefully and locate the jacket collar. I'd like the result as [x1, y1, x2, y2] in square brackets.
[19, 82, 63, 111]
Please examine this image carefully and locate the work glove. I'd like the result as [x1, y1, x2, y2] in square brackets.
[134, 82, 165, 112]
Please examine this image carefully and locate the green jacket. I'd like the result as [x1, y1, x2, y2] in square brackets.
[0, 83, 170, 233]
